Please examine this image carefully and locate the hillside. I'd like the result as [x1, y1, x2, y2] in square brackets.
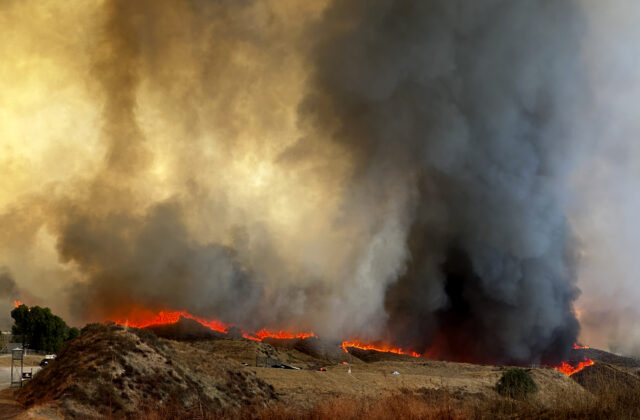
[571, 362, 640, 394]
[150, 325, 588, 409]
[15, 324, 275, 418]
[5, 324, 640, 419]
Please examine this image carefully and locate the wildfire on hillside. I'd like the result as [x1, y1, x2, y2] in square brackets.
[553, 358, 595, 376]
[111, 309, 229, 333]
[109, 308, 595, 372]
[340, 339, 420, 358]
[110, 308, 314, 342]
[243, 330, 315, 341]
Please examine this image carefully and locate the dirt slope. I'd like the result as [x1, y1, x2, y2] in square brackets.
[571, 363, 640, 394]
[15, 324, 275, 418]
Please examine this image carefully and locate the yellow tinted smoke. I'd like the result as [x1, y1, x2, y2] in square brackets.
[0, 0, 366, 330]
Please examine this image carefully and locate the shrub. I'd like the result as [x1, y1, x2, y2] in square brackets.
[495, 368, 537, 399]
[132, 327, 163, 349]
[80, 323, 108, 335]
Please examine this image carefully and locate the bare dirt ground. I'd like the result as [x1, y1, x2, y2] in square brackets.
[250, 358, 588, 410]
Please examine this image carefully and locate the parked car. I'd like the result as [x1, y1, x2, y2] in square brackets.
[39, 359, 50, 367]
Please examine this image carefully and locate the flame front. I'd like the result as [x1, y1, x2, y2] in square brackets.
[341, 339, 420, 358]
[111, 307, 591, 368]
[552, 342, 594, 375]
[243, 330, 315, 341]
[553, 358, 595, 375]
[110, 308, 313, 342]
[112, 309, 228, 333]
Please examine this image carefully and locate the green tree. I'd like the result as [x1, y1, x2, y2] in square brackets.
[67, 327, 80, 340]
[11, 304, 78, 353]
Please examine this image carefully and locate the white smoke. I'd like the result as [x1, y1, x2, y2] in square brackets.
[571, 0, 640, 355]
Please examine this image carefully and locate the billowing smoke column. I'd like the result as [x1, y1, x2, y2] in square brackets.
[0, 268, 19, 330]
[302, 0, 587, 364]
[0, 0, 596, 364]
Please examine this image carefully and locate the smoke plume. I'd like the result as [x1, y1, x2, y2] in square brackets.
[295, 0, 590, 364]
[1, 0, 638, 363]
[0, 268, 19, 329]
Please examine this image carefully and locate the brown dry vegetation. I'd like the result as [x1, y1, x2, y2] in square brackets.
[6, 326, 640, 419]
[248, 358, 587, 409]
[135, 383, 640, 420]
[14, 324, 275, 418]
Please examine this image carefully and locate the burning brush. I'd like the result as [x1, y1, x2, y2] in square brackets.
[110, 307, 594, 376]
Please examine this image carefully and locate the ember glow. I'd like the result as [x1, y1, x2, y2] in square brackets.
[553, 358, 595, 376]
[13, 300, 22, 308]
[573, 343, 590, 349]
[341, 340, 420, 358]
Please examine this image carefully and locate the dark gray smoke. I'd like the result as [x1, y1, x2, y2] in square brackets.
[299, 0, 587, 364]
[0, 268, 18, 300]
[0, 268, 19, 330]
[0, 0, 595, 364]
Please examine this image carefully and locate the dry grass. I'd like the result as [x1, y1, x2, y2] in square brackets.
[246, 359, 587, 410]
[134, 382, 640, 420]
[15, 324, 276, 418]
[9, 331, 640, 420]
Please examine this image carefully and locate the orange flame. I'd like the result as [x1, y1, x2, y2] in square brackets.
[243, 329, 315, 341]
[341, 339, 420, 358]
[573, 343, 589, 350]
[110, 308, 314, 342]
[112, 309, 228, 333]
[111, 307, 588, 368]
[553, 358, 595, 375]
[13, 300, 23, 308]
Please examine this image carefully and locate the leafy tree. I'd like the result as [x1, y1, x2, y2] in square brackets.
[11, 304, 78, 353]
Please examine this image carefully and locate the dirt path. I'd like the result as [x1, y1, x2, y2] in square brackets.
[0, 367, 41, 390]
